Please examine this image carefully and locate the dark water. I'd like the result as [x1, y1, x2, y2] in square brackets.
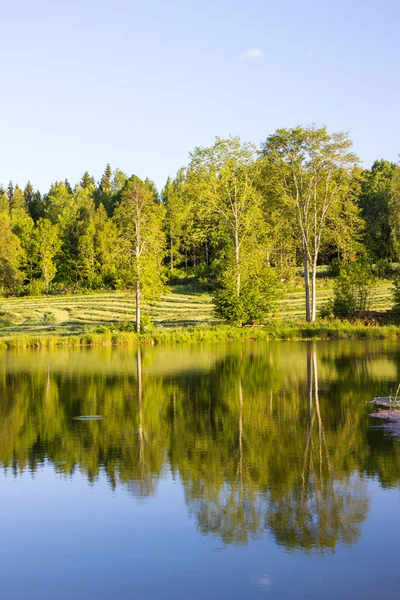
[1, 341, 400, 599]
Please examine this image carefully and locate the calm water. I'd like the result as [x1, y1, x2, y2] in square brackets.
[1, 341, 400, 599]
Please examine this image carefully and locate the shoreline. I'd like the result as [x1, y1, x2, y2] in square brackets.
[1, 321, 399, 349]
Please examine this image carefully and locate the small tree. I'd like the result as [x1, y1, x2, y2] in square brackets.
[214, 268, 280, 325]
[114, 177, 165, 332]
[331, 260, 374, 318]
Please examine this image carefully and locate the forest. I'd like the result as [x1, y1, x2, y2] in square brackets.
[1, 125, 400, 331]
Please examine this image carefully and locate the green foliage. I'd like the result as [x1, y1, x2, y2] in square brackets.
[331, 260, 374, 318]
[35, 219, 61, 292]
[327, 258, 342, 278]
[0, 213, 24, 293]
[114, 176, 166, 300]
[374, 258, 395, 279]
[359, 160, 398, 260]
[214, 269, 280, 325]
[26, 278, 45, 296]
[392, 276, 400, 316]
[261, 125, 361, 322]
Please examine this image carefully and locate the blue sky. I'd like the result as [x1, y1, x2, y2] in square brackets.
[1, 0, 399, 193]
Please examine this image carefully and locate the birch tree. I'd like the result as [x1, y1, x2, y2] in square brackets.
[35, 218, 61, 293]
[114, 177, 165, 333]
[261, 126, 359, 322]
[187, 136, 263, 296]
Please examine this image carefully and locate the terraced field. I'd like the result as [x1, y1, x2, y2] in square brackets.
[0, 280, 394, 338]
[279, 280, 395, 320]
[0, 288, 215, 338]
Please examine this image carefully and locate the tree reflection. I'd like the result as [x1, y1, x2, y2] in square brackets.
[0, 342, 399, 551]
[265, 345, 369, 553]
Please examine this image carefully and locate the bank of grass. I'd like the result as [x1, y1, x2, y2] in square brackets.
[1, 320, 400, 349]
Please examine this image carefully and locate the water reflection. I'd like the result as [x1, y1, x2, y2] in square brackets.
[1, 341, 400, 553]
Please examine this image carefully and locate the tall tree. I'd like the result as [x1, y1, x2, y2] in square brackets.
[80, 171, 95, 189]
[389, 162, 400, 261]
[10, 185, 26, 213]
[28, 191, 43, 222]
[187, 136, 263, 296]
[23, 181, 34, 212]
[0, 213, 24, 293]
[114, 177, 165, 332]
[359, 160, 398, 260]
[11, 208, 35, 281]
[261, 126, 359, 323]
[34, 219, 61, 293]
[0, 186, 9, 214]
[6, 181, 14, 205]
[162, 171, 192, 272]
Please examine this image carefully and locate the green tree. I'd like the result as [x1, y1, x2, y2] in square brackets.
[80, 171, 95, 189]
[0, 213, 24, 293]
[114, 177, 165, 332]
[11, 208, 35, 282]
[23, 181, 34, 212]
[34, 219, 61, 293]
[188, 136, 263, 296]
[6, 181, 14, 204]
[389, 162, 400, 261]
[10, 185, 26, 213]
[0, 186, 9, 214]
[261, 126, 360, 322]
[330, 260, 374, 318]
[359, 160, 398, 260]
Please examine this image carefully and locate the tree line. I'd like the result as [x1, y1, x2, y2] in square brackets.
[1, 125, 400, 327]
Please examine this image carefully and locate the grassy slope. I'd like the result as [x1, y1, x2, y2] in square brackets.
[0, 279, 395, 343]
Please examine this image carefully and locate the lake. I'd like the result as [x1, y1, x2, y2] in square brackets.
[1, 340, 400, 599]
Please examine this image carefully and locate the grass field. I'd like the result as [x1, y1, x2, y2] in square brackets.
[0, 279, 395, 341]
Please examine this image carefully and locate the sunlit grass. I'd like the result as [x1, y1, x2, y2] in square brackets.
[0, 279, 396, 347]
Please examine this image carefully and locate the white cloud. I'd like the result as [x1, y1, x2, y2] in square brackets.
[240, 49, 263, 60]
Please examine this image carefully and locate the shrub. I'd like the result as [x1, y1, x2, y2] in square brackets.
[319, 300, 334, 320]
[332, 260, 374, 318]
[26, 279, 45, 296]
[327, 258, 342, 278]
[392, 276, 400, 315]
[374, 258, 394, 279]
[214, 270, 280, 326]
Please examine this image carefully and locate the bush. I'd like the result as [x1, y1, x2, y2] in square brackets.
[319, 300, 334, 320]
[214, 270, 280, 326]
[392, 276, 400, 315]
[374, 258, 395, 279]
[331, 260, 374, 318]
[26, 279, 45, 296]
[327, 258, 342, 278]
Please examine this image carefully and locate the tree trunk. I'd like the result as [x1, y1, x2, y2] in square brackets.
[234, 229, 240, 295]
[303, 249, 311, 322]
[136, 276, 141, 333]
[311, 260, 317, 323]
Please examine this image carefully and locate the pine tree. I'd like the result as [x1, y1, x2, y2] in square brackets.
[23, 182, 34, 211]
[7, 181, 14, 204]
[81, 171, 95, 189]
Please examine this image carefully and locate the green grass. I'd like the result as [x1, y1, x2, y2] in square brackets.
[0, 278, 396, 348]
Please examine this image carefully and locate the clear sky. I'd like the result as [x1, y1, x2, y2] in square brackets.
[1, 0, 399, 193]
